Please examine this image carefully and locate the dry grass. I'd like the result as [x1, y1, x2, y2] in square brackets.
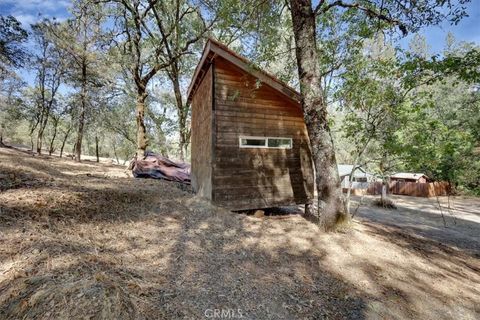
[1, 147, 479, 319]
[372, 197, 397, 209]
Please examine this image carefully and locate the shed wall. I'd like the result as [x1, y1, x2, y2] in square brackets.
[191, 64, 213, 199]
[212, 57, 314, 209]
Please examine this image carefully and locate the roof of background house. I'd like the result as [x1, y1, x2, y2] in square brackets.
[390, 172, 428, 180]
[337, 164, 367, 177]
[187, 38, 301, 104]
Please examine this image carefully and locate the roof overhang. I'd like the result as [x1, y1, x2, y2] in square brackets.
[187, 38, 301, 104]
[390, 173, 429, 180]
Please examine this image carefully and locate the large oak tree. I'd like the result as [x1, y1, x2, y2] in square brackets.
[288, 0, 470, 230]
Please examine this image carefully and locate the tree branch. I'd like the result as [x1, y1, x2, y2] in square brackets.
[316, 0, 407, 34]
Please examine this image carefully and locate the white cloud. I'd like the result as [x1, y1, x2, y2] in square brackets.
[12, 13, 39, 26]
[2, 0, 70, 12]
[2, 0, 71, 27]
[11, 11, 70, 28]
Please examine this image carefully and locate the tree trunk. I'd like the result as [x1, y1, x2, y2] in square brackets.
[36, 106, 52, 155]
[29, 120, 40, 152]
[75, 61, 87, 162]
[176, 113, 186, 161]
[112, 141, 119, 164]
[48, 117, 59, 155]
[72, 142, 76, 159]
[381, 183, 387, 201]
[95, 135, 100, 162]
[75, 101, 85, 162]
[290, 0, 347, 231]
[36, 131, 43, 154]
[135, 87, 148, 158]
[170, 65, 188, 161]
[59, 127, 71, 158]
[36, 118, 45, 155]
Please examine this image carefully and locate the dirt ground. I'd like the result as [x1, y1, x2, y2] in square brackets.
[0, 147, 479, 319]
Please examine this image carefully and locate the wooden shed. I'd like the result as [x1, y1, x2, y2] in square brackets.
[390, 173, 429, 183]
[187, 39, 314, 210]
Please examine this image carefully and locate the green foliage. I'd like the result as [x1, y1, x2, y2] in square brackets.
[0, 15, 28, 73]
[0, 73, 26, 143]
[334, 35, 403, 174]
[335, 31, 480, 194]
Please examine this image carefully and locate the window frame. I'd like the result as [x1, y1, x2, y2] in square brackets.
[239, 136, 292, 149]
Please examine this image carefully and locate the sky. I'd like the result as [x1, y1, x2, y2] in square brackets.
[2, 0, 478, 44]
[400, 1, 480, 53]
[0, 0, 71, 26]
[0, 0, 479, 84]
[1, 0, 478, 44]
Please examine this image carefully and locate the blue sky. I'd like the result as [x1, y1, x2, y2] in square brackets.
[0, 0, 71, 25]
[0, 0, 479, 84]
[400, 1, 480, 53]
[1, 0, 478, 46]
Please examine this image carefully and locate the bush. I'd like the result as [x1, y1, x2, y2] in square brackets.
[373, 197, 397, 209]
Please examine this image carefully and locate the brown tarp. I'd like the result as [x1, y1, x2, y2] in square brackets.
[130, 152, 191, 184]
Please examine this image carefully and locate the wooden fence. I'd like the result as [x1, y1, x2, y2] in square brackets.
[344, 181, 450, 198]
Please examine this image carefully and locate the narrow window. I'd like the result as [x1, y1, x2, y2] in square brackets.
[239, 137, 267, 148]
[239, 136, 292, 149]
[267, 138, 292, 149]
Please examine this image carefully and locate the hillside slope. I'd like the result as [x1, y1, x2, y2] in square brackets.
[0, 147, 479, 319]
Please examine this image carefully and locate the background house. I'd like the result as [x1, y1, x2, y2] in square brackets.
[390, 173, 429, 183]
[188, 39, 314, 210]
[338, 164, 376, 189]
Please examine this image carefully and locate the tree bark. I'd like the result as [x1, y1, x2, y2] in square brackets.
[36, 100, 55, 155]
[135, 86, 148, 158]
[29, 118, 40, 152]
[290, 0, 348, 231]
[95, 135, 100, 162]
[59, 127, 71, 158]
[48, 116, 59, 155]
[75, 59, 87, 162]
[71, 142, 76, 159]
[169, 62, 189, 161]
[36, 115, 46, 154]
[37, 102, 56, 155]
[35, 49, 47, 155]
[112, 141, 119, 164]
[75, 99, 86, 162]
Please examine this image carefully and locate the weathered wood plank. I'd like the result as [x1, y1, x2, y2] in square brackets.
[216, 123, 302, 133]
[216, 105, 302, 117]
[213, 169, 313, 177]
[215, 93, 298, 107]
[203, 55, 314, 209]
[191, 65, 213, 199]
[216, 116, 304, 127]
[216, 110, 304, 122]
[213, 182, 311, 191]
[216, 128, 304, 138]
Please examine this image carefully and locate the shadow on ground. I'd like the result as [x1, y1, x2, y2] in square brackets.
[353, 195, 480, 255]
[1, 147, 479, 319]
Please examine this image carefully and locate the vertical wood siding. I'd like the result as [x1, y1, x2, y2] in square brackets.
[361, 181, 451, 197]
[212, 57, 314, 209]
[191, 64, 213, 199]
